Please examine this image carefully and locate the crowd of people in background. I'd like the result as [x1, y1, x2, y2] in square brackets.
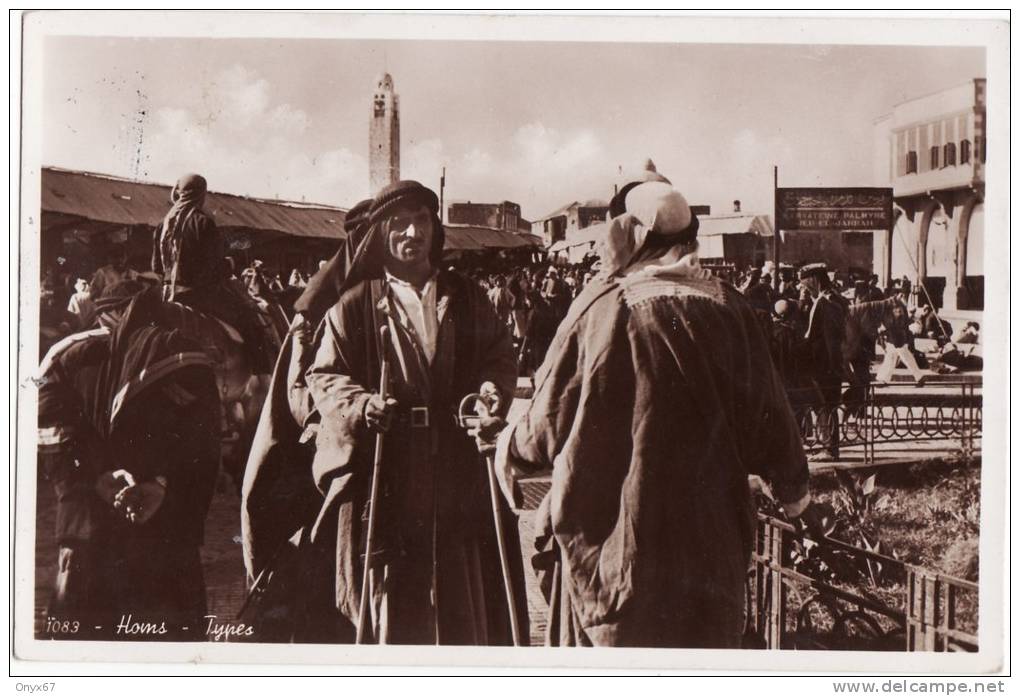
[471, 262, 595, 372]
[41, 242, 981, 388]
[710, 260, 981, 462]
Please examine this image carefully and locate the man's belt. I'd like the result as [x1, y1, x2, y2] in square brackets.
[395, 406, 430, 428]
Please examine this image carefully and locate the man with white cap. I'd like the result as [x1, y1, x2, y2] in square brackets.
[493, 180, 813, 648]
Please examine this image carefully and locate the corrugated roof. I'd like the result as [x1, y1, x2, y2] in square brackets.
[41, 167, 348, 239]
[443, 223, 542, 251]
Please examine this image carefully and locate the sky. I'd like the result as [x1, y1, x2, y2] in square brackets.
[41, 36, 985, 222]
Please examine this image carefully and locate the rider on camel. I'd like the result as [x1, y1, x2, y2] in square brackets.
[152, 173, 274, 374]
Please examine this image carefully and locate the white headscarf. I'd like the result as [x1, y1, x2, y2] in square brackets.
[597, 182, 707, 279]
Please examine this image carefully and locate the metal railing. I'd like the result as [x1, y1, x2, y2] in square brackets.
[791, 381, 982, 465]
[748, 514, 978, 651]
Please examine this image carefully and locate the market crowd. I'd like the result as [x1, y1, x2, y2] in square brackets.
[35, 162, 980, 649]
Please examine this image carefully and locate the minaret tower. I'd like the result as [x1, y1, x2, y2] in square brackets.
[369, 73, 400, 194]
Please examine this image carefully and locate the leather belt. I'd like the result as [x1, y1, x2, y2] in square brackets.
[396, 406, 430, 428]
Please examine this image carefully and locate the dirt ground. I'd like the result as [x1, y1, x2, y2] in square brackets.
[33, 473, 550, 646]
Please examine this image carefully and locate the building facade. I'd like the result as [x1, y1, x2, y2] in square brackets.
[532, 200, 609, 247]
[873, 79, 986, 312]
[369, 73, 400, 195]
[697, 211, 773, 270]
[447, 200, 529, 232]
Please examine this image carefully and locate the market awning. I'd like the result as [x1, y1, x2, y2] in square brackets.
[442, 223, 542, 251]
[41, 167, 349, 239]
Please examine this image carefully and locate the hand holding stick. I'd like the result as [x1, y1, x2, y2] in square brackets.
[356, 325, 390, 644]
[458, 392, 522, 646]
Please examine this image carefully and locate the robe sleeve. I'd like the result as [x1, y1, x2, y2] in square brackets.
[305, 300, 373, 492]
[747, 332, 811, 512]
[494, 293, 626, 510]
[733, 300, 811, 512]
[38, 356, 91, 484]
[37, 346, 108, 544]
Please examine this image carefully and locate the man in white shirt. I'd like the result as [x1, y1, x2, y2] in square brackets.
[66, 277, 96, 329]
[301, 180, 524, 645]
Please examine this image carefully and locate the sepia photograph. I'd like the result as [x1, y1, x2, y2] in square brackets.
[11, 10, 1010, 676]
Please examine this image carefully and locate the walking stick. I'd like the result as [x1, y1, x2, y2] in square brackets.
[458, 394, 523, 647]
[356, 325, 390, 644]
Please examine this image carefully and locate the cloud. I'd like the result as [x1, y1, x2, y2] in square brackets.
[213, 64, 271, 127]
[135, 64, 369, 205]
[100, 68, 609, 216]
[697, 127, 797, 213]
[268, 104, 309, 135]
[402, 138, 446, 185]
[513, 122, 603, 173]
[438, 122, 609, 218]
[461, 147, 494, 177]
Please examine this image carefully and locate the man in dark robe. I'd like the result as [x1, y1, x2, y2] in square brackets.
[864, 274, 886, 302]
[37, 282, 220, 640]
[239, 198, 380, 643]
[494, 182, 812, 648]
[799, 263, 849, 461]
[151, 172, 274, 374]
[769, 299, 812, 425]
[303, 180, 527, 645]
[89, 244, 141, 302]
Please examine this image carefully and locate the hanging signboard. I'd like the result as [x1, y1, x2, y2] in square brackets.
[776, 187, 893, 230]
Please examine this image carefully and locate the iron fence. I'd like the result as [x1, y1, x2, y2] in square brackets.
[791, 381, 982, 464]
[748, 514, 978, 651]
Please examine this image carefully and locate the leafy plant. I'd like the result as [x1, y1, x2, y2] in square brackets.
[833, 470, 878, 528]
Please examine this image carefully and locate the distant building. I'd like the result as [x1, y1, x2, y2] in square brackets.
[873, 78, 985, 312]
[547, 199, 772, 268]
[697, 211, 773, 270]
[447, 200, 529, 233]
[532, 199, 609, 247]
[369, 73, 400, 195]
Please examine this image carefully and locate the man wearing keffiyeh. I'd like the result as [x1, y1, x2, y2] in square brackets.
[494, 178, 815, 648]
[293, 180, 526, 645]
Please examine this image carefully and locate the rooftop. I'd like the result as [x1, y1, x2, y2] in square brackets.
[41, 166, 349, 239]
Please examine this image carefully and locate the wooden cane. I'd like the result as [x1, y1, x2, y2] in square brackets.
[356, 325, 390, 644]
[457, 393, 523, 646]
[484, 450, 523, 646]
